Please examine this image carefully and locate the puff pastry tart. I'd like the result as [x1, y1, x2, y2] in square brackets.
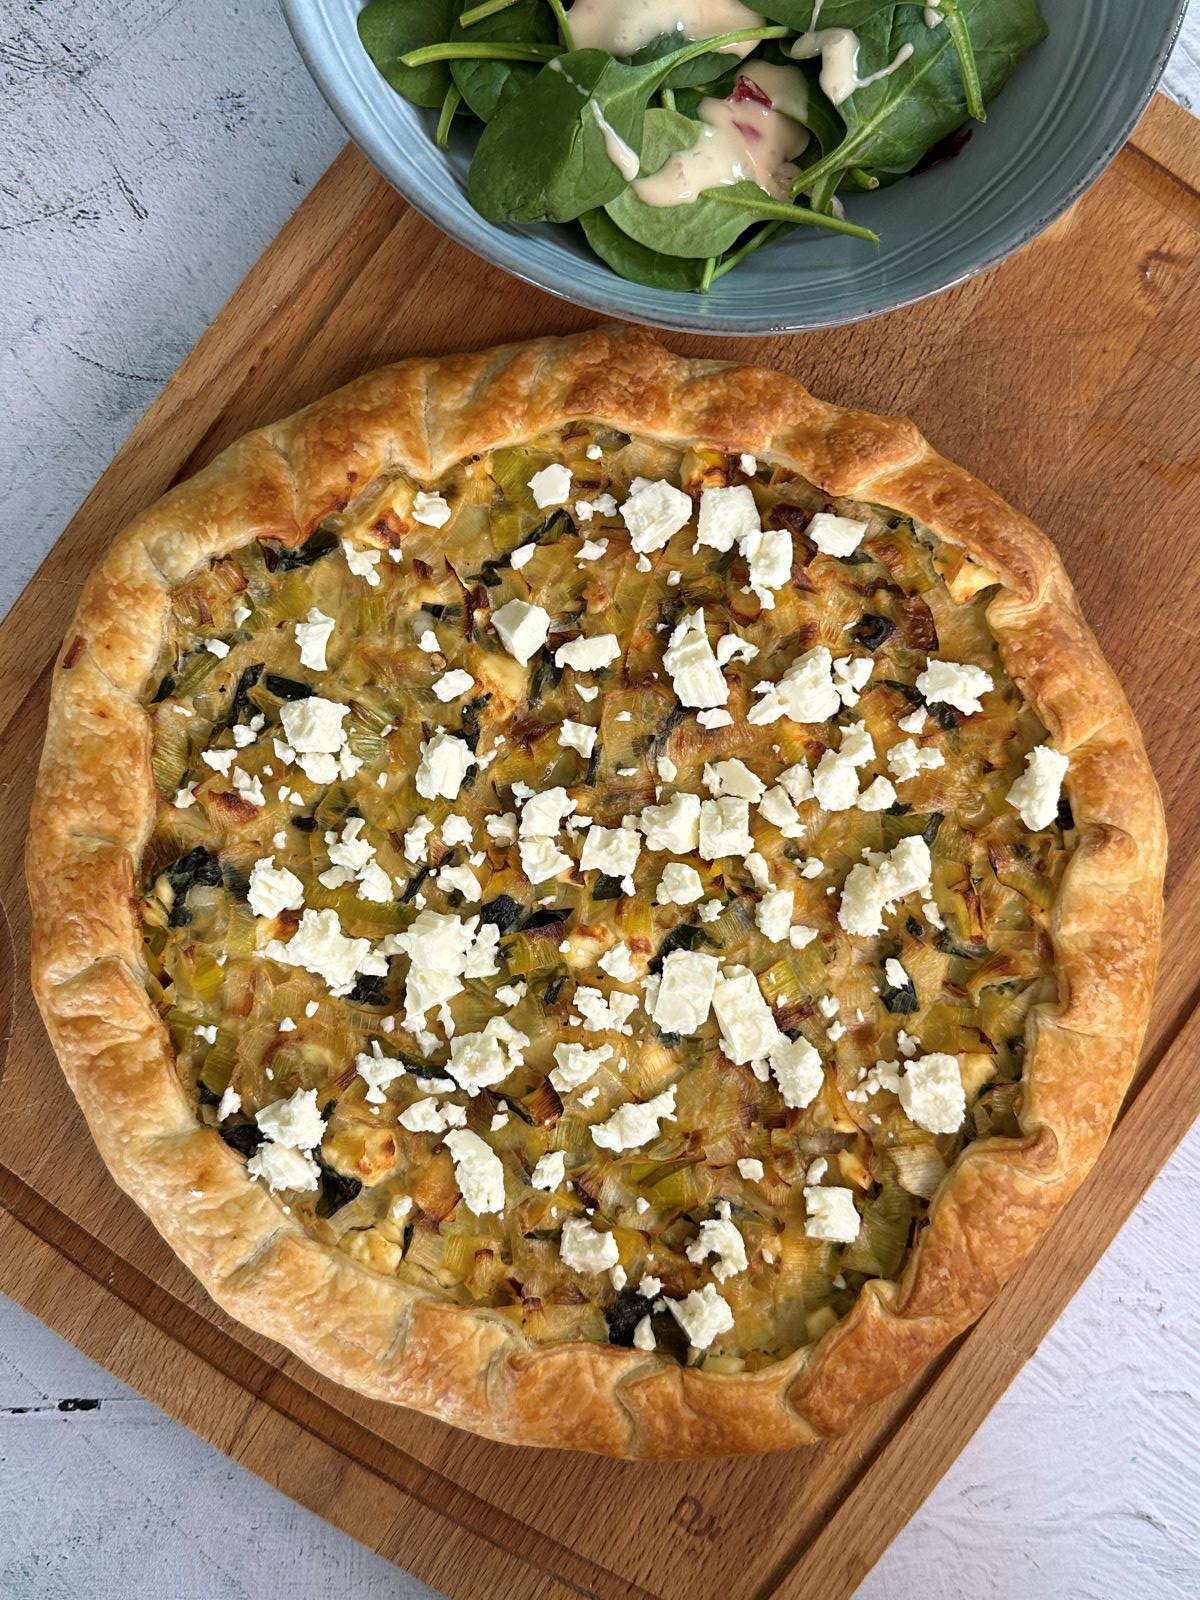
[28, 329, 1165, 1457]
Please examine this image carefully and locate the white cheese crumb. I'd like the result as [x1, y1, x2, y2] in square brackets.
[756, 889, 794, 942]
[686, 1214, 748, 1281]
[294, 607, 335, 671]
[549, 1041, 613, 1092]
[668, 1283, 733, 1350]
[530, 1150, 566, 1191]
[650, 950, 720, 1035]
[1007, 744, 1069, 831]
[887, 738, 945, 783]
[713, 967, 782, 1068]
[704, 758, 765, 802]
[898, 706, 927, 735]
[247, 1143, 319, 1193]
[696, 484, 758, 553]
[247, 860, 305, 920]
[620, 477, 693, 553]
[598, 941, 638, 983]
[559, 719, 598, 757]
[838, 835, 932, 938]
[416, 730, 476, 800]
[739, 453, 757, 475]
[698, 796, 753, 860]
[808, 512, 867, 557]
[591, 1085, 677, 1152]
[662, 609, 727, 709]
[580, 823, 640, 878]
[433, 668, 475, 702]
[915, 658, 994, 716]
[789, 924, 819, 950]
[884, 957, 910, 989]
[639, 791, 700, 854]
[263, 908, 386, 996]
[529, 462, 572, 508]
[412, 489, 452, 528]
[633, 1314, 655, 1351]
[560, 1217, 620, 1274]
[656, 862, 703, 905]
[804, 1185, 860, 1242]
[770, 1034, 825, 1109]
[216, 1084, 241, 1121]
[737, 1157, 764, 1182]
[342, 541, 382, 586]
[697, 708, 734, 729]
[444, 1128, 505, 1215]
[554, 632, 620, 671]
[204, 638, 230, 659]
[899, 1052, 967, 1134]
[256, 1087, 324, 1151]
[510, 543, 536, 570]
[492, 598, 551, 665]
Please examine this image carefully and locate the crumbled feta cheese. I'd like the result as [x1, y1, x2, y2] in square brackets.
[756, 889, 794, 942]
[686, 1214, 748, 1281]
[897, 706, 927, 735]
[247, 1142, 319, 1192]
[519, 836, 571, 883]
[884, 957, 910, 990]
[355, 1043, 407, 1104]
[887, 738, 945, 783]
[559, 719, 597, 757]
[713, 967, 783, 1067]
[897, 1029, 920, 1058]
[789, 924, 819, 951]
[737, 1157, 764, 1182]
[800, 856, 824, 879]
[899, 1052, 966, 1134]
[662, 609, 727, 709]
[440, 814, 473, 848]
[519, 785, 576, 837]
[586, 442, 603, 460]
[739, 453, 757, 475]
[592, 1085, 677, 1152]
[399, 1097, 468, 1134]
[777, 762, 815, 805]
[576, 537, 608, 561]
[412, 489, 452, 528]
[433, 668, 475, 702]
[263, 908, 386, 996]
[485, 811, 518, 846]
[560, 1217, 620, 1274]
[832, 653, 873, 707]
[667, 1283, 733, 1349]
[549, 1041, 613, 1092]
[530, 1150, 566, 1191]
[915, 658, 994, 716]
[202, 747, 237, 775]
[698, 796, 753, 860]
[770, 1034, 824, 1108]
[554, 632, 620, 671]
[808, 512, 867, 557]
[444, 1128, 506, 1214]
[404, 815, 434, 863]
[696, 484, 758, 553]
[620, 477, 693, 553]
[386, 908, 484, 1024]
[697, 708, 733, 729]
[417, 629, 440, 653]
[294, 607, 335, 671]
[704, 758, 765, 802]
[639, 791, 701, 853]
[580, 823, 640, 878]
[574, 986, 639, 1036]
[744, 851, 771, 889]
[804, 1185, 860, 1242]
[633, 1315, 655, 1351]
[650, 950, 720, 1035]
[715, 631, 758, 668]
[204, 638, 230, 659]
[342, 541, 382, 586]
[509, 543, 535, 570]
[598, 941, 638, 982]
[279, 696, 351, 785]
[759, 785, 803, 833]
[247, 860, 305, 920]
[1007, 744, 1069, 831]
[492, 598, 551, 665]
[232, 604, 251, 627]
[857, 775, 898, 811]
[742, 525, 792, 608]
[772, 645, 841, 724]
[656, 862, 704, 905]
[838, 835, 933, 938]
[416, 730, 476, 800]
[256, 1087, 324, 1151]
[529, 462, 572, 508]
[231, 766, 266, 808]
[437, 862, 481, 901]
[217, 1084, 241, 1121]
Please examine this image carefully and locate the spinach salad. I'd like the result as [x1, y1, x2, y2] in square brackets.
[357, 0, 1048, 292]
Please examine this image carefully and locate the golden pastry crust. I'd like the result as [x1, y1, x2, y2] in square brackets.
[28, 328, 1165, 1457]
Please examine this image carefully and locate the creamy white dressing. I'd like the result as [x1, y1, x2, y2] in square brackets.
[633, 71, 809, 207]
[589, 100, 641, 180]
[924, 1, 945, 27]
[567, 0, 765, 59]
[790, 27, 914, 107]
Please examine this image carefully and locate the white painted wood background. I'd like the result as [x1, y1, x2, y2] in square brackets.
[2, 4, 1198, 1596]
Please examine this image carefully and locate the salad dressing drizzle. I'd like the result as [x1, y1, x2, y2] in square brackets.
[790, 26, 914, 107]
[566, 0, 766, 59]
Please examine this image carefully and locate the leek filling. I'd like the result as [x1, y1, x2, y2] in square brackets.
[139, 424, 1072, 1370]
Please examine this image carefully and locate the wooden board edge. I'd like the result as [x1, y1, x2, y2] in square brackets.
[761, 999, 1200, 1599]
[0, 1183, 651, 1600]
[1129, 92, 1200, 196]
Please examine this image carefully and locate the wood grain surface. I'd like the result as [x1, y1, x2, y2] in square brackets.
[1, 92, 1198, 1600]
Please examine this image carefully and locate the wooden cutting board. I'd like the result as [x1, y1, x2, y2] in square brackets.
[2, 90, 1198, 1600]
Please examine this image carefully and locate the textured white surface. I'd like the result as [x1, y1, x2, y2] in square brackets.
[2, 4, 1199, 1597]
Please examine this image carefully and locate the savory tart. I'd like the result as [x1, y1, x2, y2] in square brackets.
[28, 329, 1164, 1457]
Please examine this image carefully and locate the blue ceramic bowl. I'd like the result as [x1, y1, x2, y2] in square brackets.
[281, 0, 1187, 335]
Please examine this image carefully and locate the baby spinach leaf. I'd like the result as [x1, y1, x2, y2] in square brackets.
[467, 30, 783, 224]
[579, 208, 712, 289]
[604, 109, 761, 258]
[450, 0, 556, 121]
[757, 0, 902, 24]
[629, 33, 737, 90]
[791, 0, 1046, 188]
[357, 0, 462, 110]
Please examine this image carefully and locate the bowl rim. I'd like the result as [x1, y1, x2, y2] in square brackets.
[280, 0, 1188, 336]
